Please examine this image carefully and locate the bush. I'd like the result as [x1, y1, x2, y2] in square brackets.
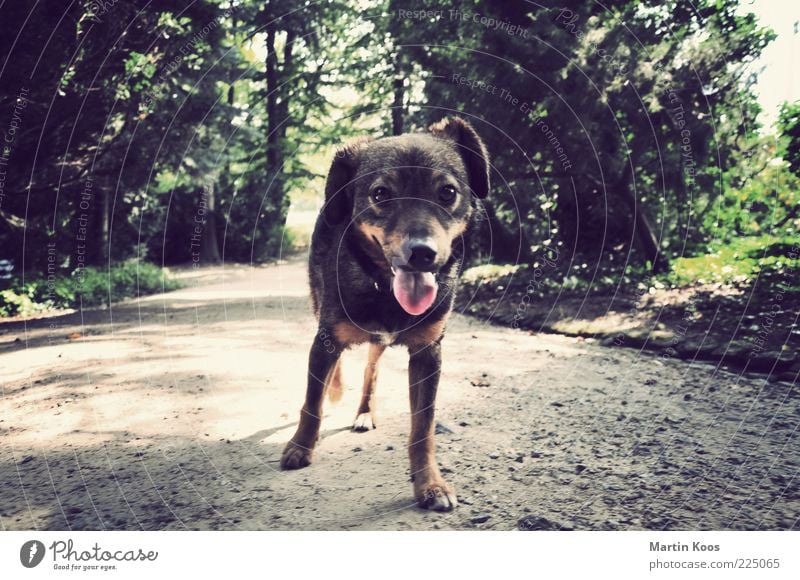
[0, 261, 181, 318]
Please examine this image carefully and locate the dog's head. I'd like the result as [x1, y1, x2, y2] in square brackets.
[322, 116, 490, 315]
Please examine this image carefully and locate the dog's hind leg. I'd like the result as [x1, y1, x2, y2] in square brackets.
[327, 359, 344, 403]
[281, 334, 341, 469]
[352, 342, 385, 431]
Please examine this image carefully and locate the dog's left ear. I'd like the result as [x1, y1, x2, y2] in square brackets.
[428, 117, 490, 199]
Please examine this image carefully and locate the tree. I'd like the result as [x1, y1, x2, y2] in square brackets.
[0, 0, 781, 281]
[0, 0, 240, 270]
[371, 0, 774, 273]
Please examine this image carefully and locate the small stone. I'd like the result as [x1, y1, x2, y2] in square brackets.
[471, 514, 491, 524]
[385, 445, 394, 451]
[470, 378, 491, 388]
[488, 451, 500, 459]
[352, 447, 362, 452]
[435, 422, 454, 435]
[518, 515, 571, 531]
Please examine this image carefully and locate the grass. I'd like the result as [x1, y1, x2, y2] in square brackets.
[668, 235, 800, 288]
[0, 261, 182, 318]
[461, 263, 521, 283]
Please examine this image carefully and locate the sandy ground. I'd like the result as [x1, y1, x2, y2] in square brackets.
[0, 258, 797, 531]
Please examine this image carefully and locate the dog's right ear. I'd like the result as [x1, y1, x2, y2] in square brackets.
[323, 137, 371, 226]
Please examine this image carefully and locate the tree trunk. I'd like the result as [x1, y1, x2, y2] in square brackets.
[392, 52, 404, 136]
[265, 22, 279, 174]
[217, 9, 234, 266]
[261, 18, 290, 259]
[619, 164, 669, 274]
[90, 176, 109, 266]
[277, 29, 295, 142]
[199, 182, 221, 264]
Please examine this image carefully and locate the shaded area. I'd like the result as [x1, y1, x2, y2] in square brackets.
[459, 265, 799, 382]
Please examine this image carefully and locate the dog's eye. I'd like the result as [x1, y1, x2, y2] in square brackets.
[439, 185, 458, 203]
[372, 187, 391, 203]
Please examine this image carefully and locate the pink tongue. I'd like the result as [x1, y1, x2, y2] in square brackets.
[392, 270, 438, 315]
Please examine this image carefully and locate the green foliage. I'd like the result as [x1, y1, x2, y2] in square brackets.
[704, 156, 800, 241]
[0, 289, 40, 318]
[0, 0, 796, 306]
[461, 264, 522, 284]
[463, 234, 798, 314]
[282, 224, 311, 251]
[381, 0, 777, 265]
[0, 263, 181, 318]
[668, 236, 800, 288]
[778, 101, 800, 178]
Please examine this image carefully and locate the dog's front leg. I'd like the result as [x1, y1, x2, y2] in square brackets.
[281, 333, 341, 469]
[408, 342, 457, 511]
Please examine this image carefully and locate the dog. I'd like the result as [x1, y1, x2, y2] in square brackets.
[280, 116, 490, 511]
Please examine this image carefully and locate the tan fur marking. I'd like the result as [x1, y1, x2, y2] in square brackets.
[447, 220, 468, 239]
[356, 221, 386, 245]
[358, 343, 386, 415]
[333, 321, 371, 346]
[402, 314, 449, 349]
[327, 359, 343, 403]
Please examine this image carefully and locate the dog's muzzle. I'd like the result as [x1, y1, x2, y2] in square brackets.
[390, 237, 440, 315]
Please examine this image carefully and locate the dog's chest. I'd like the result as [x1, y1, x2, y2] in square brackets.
[372, 330, 399, 346]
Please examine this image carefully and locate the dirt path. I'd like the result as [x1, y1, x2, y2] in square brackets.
[1, 258, 797, 530]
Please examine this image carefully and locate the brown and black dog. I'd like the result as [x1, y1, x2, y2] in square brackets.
[280, 117, 490, 511]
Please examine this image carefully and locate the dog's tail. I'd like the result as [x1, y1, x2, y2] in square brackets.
[327, 361, 343, 403]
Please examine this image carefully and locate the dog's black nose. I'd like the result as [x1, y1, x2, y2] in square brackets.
[407, 239, 438, 271]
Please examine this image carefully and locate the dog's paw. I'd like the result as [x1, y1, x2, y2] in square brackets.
[281, 441, 313, 469]
[415, 479, 458, 512]
[352, 412, 376, 432]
